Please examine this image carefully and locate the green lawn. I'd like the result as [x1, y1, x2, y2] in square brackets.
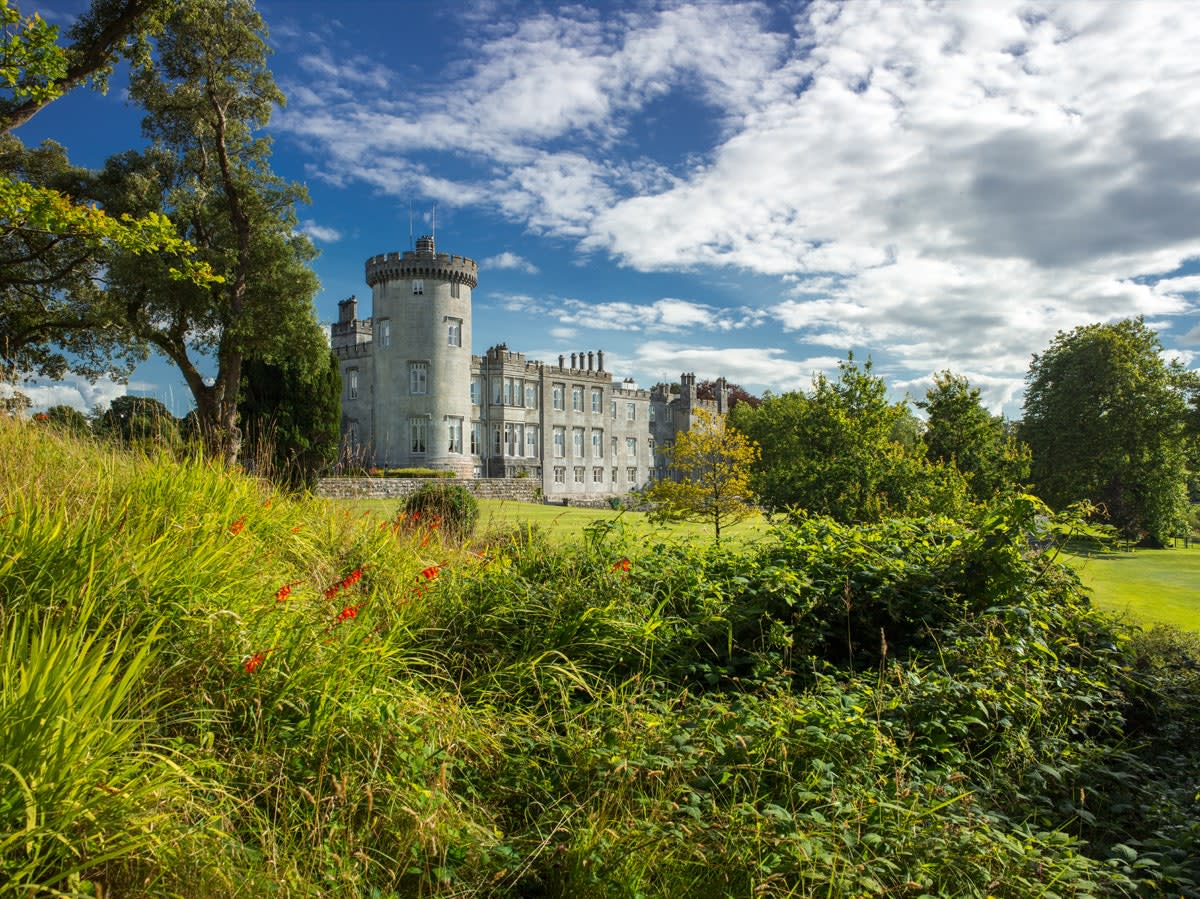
[1065, 543, 1200, 632]
[344, 496, 770, 545]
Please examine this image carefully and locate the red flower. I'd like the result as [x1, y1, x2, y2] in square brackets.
[275, 583, 293, 602]
[33, 412, 49, 422]
[612, 558, 631, 573]
[336, 605, 360, 624]
[420, 565, 440, 581]
[229, 516, 246, 535]
[244, 651, 267, 674]
[411, 511, 421, 522]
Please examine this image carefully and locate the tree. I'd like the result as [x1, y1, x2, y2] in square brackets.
[1021, 318, 1195, 546]
[732, 355, 968, 522]
[695, 378, 761, 411]
[97, 0, 325, 465]
[93, 394, 179, 448]
[42, 403, 90, 434]
[0, 0, 214, 387]
[646, 407, 759, 543]
[919, 371, 1030, 502]
[239, 349, 341, 487]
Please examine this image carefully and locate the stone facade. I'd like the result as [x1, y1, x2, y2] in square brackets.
[332, 235, 730, 500]
[315, 477, 539, 503]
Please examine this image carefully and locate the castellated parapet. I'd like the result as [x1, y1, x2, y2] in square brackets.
[365, 235, 478, 289]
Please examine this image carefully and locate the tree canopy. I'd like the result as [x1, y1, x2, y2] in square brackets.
[646, 407, 759, 543]
[918, 371, 1030, 503]
[1021, 317, 1196, 545]
[97, 0, 325, 464]
[732, 355, 968, 523]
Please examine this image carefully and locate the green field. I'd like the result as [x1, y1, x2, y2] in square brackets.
[1066, 543, 1200, 632]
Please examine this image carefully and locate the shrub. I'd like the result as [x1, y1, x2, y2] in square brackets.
[399, 482, 479, 541]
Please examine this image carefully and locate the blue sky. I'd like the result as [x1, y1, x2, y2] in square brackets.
[12, 0, 1200, 417]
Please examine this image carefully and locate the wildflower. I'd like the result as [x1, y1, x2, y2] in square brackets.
[274, 583, 293, 602]
[244, 651, 267, 674]
[336, 605, 360, 624]
[33, 412, 49, 422]
[420, 564, 440, 581]
[612, 557, 631, 573]
[229, 516, 246, 535]
[411, 511, 421, 522]
[263, 497, 272, 510]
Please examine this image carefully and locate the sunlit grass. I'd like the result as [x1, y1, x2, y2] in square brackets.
[1066, 542, 1200, 632]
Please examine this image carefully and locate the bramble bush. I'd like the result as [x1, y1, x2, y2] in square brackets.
[398, 480, 479, 542]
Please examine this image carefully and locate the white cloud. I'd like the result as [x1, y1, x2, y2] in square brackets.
[275, 1, 1200, 403]
[2, 376, 153, 414]
[300, 220, 343, 243]
[482, 251, 539, 273]
[630, 339, 834, 393]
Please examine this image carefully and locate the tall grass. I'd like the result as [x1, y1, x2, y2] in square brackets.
[2, 417, 1198, 896]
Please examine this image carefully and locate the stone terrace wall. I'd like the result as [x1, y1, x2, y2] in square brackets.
[316, 478, 539, 503]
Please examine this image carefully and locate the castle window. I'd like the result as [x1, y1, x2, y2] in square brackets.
[470, 376, 481, 405]
[648, 436, 656, 459]
[648, 406, 656, 423]
[447, 417, 463, 454]
[412, 279, 424, 295]
[347, 368, 359, 400]
[450, 281, 461, 299]
[626, 403, 636, 422]
[446, 317, 462, 347]
[493, 425, 502, 456]
[503, 378, 513, 405]
[553, 427, 565, 458]
[492, 376, 502, 405]
[409, 362, 427, 394]
[611, 467, 618, 483]
[572, 427, 584, 458]
[552, 383, 565, 410]
[554, 467, 565, 484]
[611, 436, 617, 458]
[610, 399, 617, 419]
[626, 437, 637, 459]
[409, 418, 427, 454]
[526, 426, 539, 457]
[573, 466, 585, 484]
[627, 467, 638, 484]
[572, 386, 584, 412]
[593, 466, 604, 483]
[505, 423, 522, 457]
[591, 388, 602, 413]
[592, 429, 603, 459]
[470, 421, 481, 455]
[525, 384, 537, 409]
[379, 319, 390, 348]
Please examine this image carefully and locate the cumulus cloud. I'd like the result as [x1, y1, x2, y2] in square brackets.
[631, 340, 834, 393]
[273, 0, 1200, 402]
[2, 376, 155, 414]
[301, 220, 343, 243]
[482, 251, 539, 273]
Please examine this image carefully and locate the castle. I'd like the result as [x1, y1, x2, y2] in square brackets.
[331, 235, 729, 500]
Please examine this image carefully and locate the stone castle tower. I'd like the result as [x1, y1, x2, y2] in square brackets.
[333, 235, 478, 475]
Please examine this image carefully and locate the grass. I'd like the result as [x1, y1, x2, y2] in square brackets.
[5, 420, 1200, 896]
[346, 496, 772, 545]
[1066, 542, 1200, 632]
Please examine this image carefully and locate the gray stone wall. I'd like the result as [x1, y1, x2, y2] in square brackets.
[315, 477, 539, 502]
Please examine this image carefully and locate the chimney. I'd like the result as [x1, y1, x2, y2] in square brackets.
[587, 351, 594, 371]
[559, 354, 565, 369]
[570, 352, 577, 369]
[597, 349, 605, 372]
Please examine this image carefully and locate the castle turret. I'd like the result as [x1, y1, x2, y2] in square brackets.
[364, 236, 478, 474]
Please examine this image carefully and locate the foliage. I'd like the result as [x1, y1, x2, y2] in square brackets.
[92, 393, 179, 449]
[695, 377, 760, 410]
[3, 417, 1200, 897]
[40, 402, 89, 434]
[733, 354, 970, 522]
[646, 406, 759, 543]
[239, 348, 341, 488]
[919, 370, 1031, 501]
[1022, 317, 1195, 546]
[0, 3, 214, 388]
[97, 0, 323, 465]
[399, 480, 480, 542]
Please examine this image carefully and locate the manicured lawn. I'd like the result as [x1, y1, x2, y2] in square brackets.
[343, 496, 770, 545]
[1065, 543, 1200, 632]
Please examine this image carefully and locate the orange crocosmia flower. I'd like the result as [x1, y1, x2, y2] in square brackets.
[244, 651, 267, 674]
[336, 605, 359, 624]
[420, 565, 440, 581]
[274, 584, 292, 602]
[612, 558, 632, 573]
[263, 497, 272, 510]
[229, 516, 247, 535]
